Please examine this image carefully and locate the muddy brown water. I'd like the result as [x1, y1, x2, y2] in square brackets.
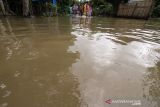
[0, 17, 160, 107]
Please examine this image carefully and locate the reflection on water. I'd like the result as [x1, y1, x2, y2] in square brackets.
[69, 17, 160, 107]
[0, 17, 160, 107]
[0, 17, 81, 107]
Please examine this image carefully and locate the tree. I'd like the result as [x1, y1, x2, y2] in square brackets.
[107, 0, 129, 15]
[57, 0, 71, 14]
[22, 0, 31, 16]
[92, 0, 129, 15]
[152, 0, 160, 17]
[0, 0, 5, 15]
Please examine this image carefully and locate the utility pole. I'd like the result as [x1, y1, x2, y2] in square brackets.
[0, 0, 6, 16]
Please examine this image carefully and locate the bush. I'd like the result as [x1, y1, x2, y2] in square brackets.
[152, 5, 160, 17]
[51, 4, 57, 16]
[57, 0, 71, 15]
[92, 2, 113, 16]
[57, 5, 70, 15]
[152, 0, 160, 17]
[43, 2, 57, 16]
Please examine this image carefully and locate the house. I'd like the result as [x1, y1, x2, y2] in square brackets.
[117, 0, 154, 19]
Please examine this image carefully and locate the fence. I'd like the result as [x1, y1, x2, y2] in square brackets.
[117, 0, 154, 19]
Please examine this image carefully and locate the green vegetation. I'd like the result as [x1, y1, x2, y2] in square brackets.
[1, 0, 159, 18]
[107, 0, 129, 15]
[92, 0, 129, 16]
[152, 0, 160, 17]
[0, 0, 128, 16]
[92, 0, 113, 16]
[57, 0, 73, 15]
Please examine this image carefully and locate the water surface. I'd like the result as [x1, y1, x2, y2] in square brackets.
[0, 17, 160, 107]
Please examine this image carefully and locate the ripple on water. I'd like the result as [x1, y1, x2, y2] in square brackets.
[0, 83, 6, 89]
[0, 102, 8, 107]
[0, 17, 160, 107]
[70, 18, 160, 107]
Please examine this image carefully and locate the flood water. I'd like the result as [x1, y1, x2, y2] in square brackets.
[0, 17, 160, 107]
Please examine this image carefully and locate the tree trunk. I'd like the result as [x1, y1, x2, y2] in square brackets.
[22, 0, 30, 16]
[0, 0, 6, 15]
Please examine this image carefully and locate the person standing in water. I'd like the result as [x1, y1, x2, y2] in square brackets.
[80, 3, 84, 16]
[86, 3, 90, 16]
[88, 3, 92, 17]
[73, 3, 77, 15]
[83, 2, 92, 17]
[83, 2, 88, 16]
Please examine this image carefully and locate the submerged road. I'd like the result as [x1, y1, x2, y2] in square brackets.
[0, 17, 160, 107]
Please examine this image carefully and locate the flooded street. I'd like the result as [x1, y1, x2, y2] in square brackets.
[0, 17, 160, 107]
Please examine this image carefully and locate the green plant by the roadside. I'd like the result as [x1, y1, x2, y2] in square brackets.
[152, 0, 160, 17]
[92, 2, 113, 16]
[152, 5, 160, 17]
